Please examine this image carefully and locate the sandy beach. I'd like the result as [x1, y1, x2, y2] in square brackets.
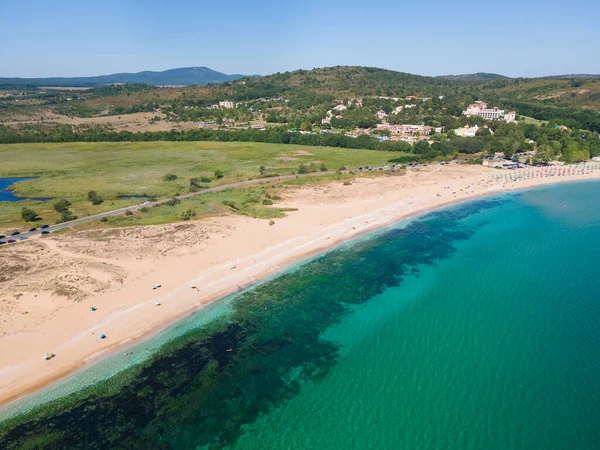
[1, 164, 599, 408]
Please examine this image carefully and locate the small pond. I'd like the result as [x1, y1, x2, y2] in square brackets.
[0, 178, 51, 202]
[118, 195, 151, 200]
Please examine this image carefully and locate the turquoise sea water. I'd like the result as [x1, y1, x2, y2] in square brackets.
[1, 181, 600, 449]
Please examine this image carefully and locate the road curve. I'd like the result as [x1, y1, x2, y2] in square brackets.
[2, 171, 336, 243]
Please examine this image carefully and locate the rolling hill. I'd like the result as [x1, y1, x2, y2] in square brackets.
[436, 72, 508, 81]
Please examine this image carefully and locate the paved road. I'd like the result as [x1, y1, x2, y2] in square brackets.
[1, 171, 336, 244]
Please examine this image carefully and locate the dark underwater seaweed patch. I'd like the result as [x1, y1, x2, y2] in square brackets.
[0, 198, 504, 450]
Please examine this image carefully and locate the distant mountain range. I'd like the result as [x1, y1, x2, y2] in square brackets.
[2, 67, 599, 89]
[0, 67, 250, 87]
[437, 72, 600, 81]
[540, 74, 600, 79]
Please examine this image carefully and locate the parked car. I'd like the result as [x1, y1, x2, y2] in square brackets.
[28, 227, 37, 232]
[10, 231, 20, 236]
[0, 235, 5, 239]
[7, 239, 16, 243]
[19, 236, 28, 241]
[40, 224, 49, 229]
[41, 231, 50, 235]
[0, 241, 6, 245]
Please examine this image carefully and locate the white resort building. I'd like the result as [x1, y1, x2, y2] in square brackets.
[453, 124, 479, 137]
[462, 102, 516, 122]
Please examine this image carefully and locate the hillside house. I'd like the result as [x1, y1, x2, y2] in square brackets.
[453, 124, 479, 137]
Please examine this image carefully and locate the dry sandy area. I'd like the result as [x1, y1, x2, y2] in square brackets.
[1, 164, 599, 407]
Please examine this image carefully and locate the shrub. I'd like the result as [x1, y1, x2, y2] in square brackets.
[21, 207, 40, 222]
[221, 200, 238, 210]
[190, 177, 210, 190]
[259, 166, 266, 175]
[214, 170, 224, 179]
[163, 173, 178, 181]
[125, 210, 133, 216]
[272, 195, 281, 200]
[466, 158, 483, 165]
[343, 181, 352, 186]
[269, 220, 275, 226]
[298, 164, 309, 174]
[165, 198, 180, 207]
[149, 196, 158, 202]
[87, 190, 104, 205]
[320, 163, 328, 172]
[338, 166, 347, 171]
[262, 199, 273, 205]
[53, 199, 72, 212]
[57, 210, 77, 223]
[180, 209, 197, 221]
[200, 176, 212, 183]
[139, 207, 149, 213]
[100, 217, 109, 223]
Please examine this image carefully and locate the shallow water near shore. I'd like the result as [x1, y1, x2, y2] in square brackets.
[1, 181, 600, 449]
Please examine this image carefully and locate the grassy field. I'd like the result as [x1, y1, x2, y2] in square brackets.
[0, 141, 403, 230]
[519, 115, 549, 126]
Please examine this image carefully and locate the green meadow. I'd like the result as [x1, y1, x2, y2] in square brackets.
[0, 142, 401, 230]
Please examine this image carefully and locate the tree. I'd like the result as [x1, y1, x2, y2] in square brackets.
[214, 170, 224, 179]
[562, 140, 590, 162]
[53, 199, 72, 212]
[476, 127, 491, 137]
[320, 163, 328, 172]
[483, 143, 494, 158]
[57, 210, 77, 223]
[300, 121, 312, 131]
[413, 140, 430, 155]
[259, 165, 266, 175]
[502, 140, 517, 160]
[21, 207, 40, 222]
[87, 190, 104, 205]
[536, 143, 554, 162]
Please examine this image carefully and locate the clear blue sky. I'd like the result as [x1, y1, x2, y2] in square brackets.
[2, 0, 598, 78]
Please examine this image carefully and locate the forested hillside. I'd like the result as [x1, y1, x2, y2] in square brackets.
[1, 66, 599, 163]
